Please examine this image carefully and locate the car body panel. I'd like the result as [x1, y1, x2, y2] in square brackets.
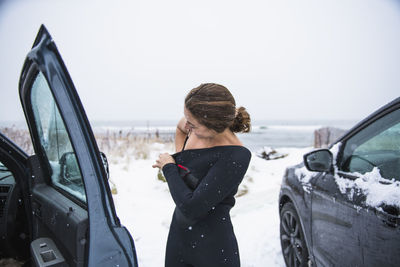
[311, 172, 363, 266]
[279, 97, 400, 266]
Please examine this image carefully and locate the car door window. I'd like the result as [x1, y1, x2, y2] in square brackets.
[0, 161, 14, 184]
[31, 71, 86, 203]
[339, 108, 400, 181]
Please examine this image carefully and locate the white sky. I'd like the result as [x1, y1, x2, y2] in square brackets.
[0, 0, 399, 124]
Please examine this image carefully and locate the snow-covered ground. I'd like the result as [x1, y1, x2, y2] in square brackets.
[110, 143, 311, 267]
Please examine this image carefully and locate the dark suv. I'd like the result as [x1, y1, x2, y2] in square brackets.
[279, 97, 400, 267]
[0, 25, 138, 266]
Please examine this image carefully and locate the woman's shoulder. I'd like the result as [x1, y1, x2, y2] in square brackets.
[173, 145, 251, 158]
[217, 145, 250, 152]
[217, 145, 252, 161]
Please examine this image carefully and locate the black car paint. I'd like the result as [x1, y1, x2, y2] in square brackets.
[0, 25, 138, 266]
[279, 97, 400, 266]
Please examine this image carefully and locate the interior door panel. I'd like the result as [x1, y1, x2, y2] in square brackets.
[31, 184, 88, 266]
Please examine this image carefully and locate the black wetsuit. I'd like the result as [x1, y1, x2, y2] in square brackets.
[162, 145, 251, 267]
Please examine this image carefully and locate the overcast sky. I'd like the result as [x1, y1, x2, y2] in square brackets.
[0, 0, 399, 125]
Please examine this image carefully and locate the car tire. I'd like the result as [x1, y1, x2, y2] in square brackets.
[280, 202, 309, 267]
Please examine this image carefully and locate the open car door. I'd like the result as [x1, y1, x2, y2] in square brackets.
[19, 25, 138, 266]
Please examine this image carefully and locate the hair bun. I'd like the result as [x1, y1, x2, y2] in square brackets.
[230, 106, 251, 133]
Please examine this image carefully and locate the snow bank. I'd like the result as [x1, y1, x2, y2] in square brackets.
[109, 144, 309, 266]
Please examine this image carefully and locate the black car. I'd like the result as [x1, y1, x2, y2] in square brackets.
[0, 25, 138, 266]
[279, 97, 400, 267]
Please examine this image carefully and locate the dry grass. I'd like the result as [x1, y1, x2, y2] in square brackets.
[94, 129, 174, 163]
[0, 126, 34, 155]
[0, 126, 174, 162]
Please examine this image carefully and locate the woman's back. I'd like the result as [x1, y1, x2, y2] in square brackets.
[164, 146, 251, 267]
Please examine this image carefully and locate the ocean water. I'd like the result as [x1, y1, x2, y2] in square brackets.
[91, 119, 358, 152]
[237, 121, 356, 151]
[238, 126, 318, 151]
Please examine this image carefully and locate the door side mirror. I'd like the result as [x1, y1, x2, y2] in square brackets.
[59, 152, 81, 185]
[304, 149, 333, 172]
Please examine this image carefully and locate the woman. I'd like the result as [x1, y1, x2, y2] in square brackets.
[152, 83, 251, 267]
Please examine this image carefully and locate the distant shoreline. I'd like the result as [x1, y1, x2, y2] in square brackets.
[0, 119, 359, 130]
[0, 119, 356, 152]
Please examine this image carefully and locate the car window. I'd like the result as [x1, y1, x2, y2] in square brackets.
[0, 161, 14, 184]
[339, 108, 400, 181]
[30, 71, 87, 203]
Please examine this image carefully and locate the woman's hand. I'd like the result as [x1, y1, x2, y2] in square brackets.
[152, 153, 176, 169]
